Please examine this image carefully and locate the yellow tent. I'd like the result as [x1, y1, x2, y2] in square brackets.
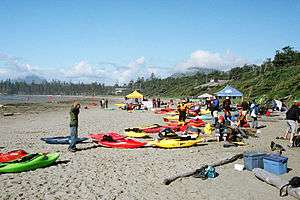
[126, 90, 143, 99]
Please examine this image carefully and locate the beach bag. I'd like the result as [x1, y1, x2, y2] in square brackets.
[280, 177, 300, 197]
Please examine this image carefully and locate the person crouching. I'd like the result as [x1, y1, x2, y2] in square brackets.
[215, 115, 228, 142]
[69, 101, 80, 152]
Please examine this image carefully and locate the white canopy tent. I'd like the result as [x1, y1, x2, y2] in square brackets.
[198, 93, 213, 99]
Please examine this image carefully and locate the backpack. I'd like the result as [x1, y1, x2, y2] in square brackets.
[280, 177, 300, 197]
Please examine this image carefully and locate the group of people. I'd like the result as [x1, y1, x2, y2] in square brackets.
[67, 97, 300, 152]
[152, 98, 161, 108]
[99, 99, 109, 109]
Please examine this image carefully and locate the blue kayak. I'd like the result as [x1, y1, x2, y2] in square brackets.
[41, 136, 88, 144]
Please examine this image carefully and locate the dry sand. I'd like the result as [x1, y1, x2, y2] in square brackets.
[0, 102, 299, 200]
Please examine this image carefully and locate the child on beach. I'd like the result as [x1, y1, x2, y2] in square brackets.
[69, 101, 81, 152]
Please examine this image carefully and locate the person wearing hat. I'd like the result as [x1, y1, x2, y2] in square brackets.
[69, 101, 81, 152]
[284, 102, 300, 147]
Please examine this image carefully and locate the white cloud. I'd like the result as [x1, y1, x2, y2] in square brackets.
[176, 50, 247, 72]
[0, 50, 248, 84]
[0, 53, 36, 79]
[62, 61, 94, 78]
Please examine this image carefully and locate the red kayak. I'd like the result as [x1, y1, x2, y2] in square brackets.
[98, 139, 146, 149]
[87, 132, 125, 141]
[187, 119, 206, 127]
[89, 132, 146, 148]
[0, 150, 28, 163]
[141, 125, 179, 133]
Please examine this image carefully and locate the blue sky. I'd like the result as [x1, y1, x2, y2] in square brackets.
[0, 0, 299, 84]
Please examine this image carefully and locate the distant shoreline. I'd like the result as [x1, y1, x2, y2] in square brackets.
[0, 94, 125, 104]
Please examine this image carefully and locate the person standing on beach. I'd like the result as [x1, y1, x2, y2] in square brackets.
[211, 96, 219, 126]
[284, 103, 300, 147]
[152, 98, 157, 108]
[177, 101, 187, 122]
[105, 99, 108, 108]
[250, 100, 259, 128]
[157, 98, 161, 108]
[101, 99, 105, 108]
[222, 96, 232, 121]
[69, 101, 80, 152]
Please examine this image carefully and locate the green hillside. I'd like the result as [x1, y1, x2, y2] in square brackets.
[130, 46, 300, 102]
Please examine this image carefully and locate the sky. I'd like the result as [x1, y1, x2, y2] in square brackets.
[0, 0, 299, 84]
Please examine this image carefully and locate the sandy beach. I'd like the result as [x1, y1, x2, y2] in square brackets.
[0, 101, 299, 200]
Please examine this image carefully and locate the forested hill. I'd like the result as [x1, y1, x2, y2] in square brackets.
[0, 46, 299, 102]
[131, 46, 300, 101]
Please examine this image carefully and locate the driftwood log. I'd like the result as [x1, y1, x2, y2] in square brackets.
[254, 168, 300, 199]
[163, 153, 243, 185]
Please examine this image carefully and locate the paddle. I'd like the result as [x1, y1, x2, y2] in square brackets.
[163, 153, 243, 185]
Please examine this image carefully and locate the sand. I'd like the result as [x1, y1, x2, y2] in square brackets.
[0, 102, 299, 200]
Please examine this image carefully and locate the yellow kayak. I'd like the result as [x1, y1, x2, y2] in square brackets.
[125, 131, 149, 138]
[115, 103, 125, 107]
[203, 123, 213, 135]
[149, 137, 204, 148]
[200, 109, 210, 115]
[165, 111, 178, 116]
[164, 115, 179, 121]
[232, 141, 247, 146]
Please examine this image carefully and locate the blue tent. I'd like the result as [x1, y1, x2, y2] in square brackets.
[216, 85, 243, 97]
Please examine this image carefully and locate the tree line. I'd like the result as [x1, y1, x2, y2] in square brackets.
[0, 46, 299, 99]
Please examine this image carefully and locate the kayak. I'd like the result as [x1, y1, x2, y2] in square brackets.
[115, 103, 125, 107]
[203, 123, 213, 135]
[41, 136, 88, 144]
[87, 132, 125, 141]
[191, 115, 212, 120]
[140, 125, 179, 133]
[98, 139, 146, 148]
[163, 116, 179, 121]
[149, 138, 204, 149]
[89, 132, 146, 148]
[0, 150, 28, 163]
[0, 153, 60, 173]
[125, 131, 149, 138]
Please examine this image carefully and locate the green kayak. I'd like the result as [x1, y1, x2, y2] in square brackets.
[0, 153, 60, 173]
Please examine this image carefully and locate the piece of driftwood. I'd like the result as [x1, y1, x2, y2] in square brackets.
[253, 168, 300, 199]
[163, 153, 243, 185]
[3, 113, 14, 116]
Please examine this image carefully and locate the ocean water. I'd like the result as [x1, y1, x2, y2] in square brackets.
[0, 95, 123, 104]
[0, 95, 87, 104]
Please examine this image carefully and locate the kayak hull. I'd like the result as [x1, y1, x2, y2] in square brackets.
[98, 139, 146, 148]
[149, 138, 203, 148]
[41, 136, 88, 144]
